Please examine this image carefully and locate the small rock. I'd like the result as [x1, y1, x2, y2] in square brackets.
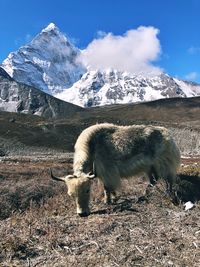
[184, 201, 195, 211]
[9, 118, 16, 123]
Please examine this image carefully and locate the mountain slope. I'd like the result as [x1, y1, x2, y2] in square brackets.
[0, 67, 83, 118]
[55, 69, 200, 107]
[174, 78, 200, 97]
[2, 23, 85, 95]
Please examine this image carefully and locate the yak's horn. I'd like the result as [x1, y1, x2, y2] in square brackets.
[50, 169, 66, 182]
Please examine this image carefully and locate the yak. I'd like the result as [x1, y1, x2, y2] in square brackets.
[51, 123, 180, 217]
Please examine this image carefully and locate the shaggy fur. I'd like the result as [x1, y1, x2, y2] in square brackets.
[74, 123, 180, 187]
[52, 123, 180, 216]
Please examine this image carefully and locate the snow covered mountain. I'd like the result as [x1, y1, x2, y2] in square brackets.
[2, 23, 85, 95]
[55, 69, 200, 107]
[1, 23, 200, 108]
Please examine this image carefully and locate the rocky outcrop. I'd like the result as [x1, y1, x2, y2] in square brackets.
[0, 67, 83, 118]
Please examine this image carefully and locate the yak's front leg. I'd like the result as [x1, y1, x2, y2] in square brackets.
[99, 165, 120, 204]
[104, 186, 117, 204]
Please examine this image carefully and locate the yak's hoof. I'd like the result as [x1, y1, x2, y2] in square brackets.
[137, 195, 149, 203]
[78, 212, 90, 217]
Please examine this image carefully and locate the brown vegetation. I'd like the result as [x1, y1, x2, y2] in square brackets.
[0, 97, 199, 154]
[0, 156, 200, 267]
[0, 96, 199, 266]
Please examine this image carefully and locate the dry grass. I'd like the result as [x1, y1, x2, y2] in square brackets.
[0, 156, 200, 267]
[0, 94, 199, 266]
[0, 158, 72, 220]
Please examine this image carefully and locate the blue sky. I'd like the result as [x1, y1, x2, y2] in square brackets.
[1, 0, 200, 82]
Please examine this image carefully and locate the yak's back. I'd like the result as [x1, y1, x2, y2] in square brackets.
[74, 123, 180, 174]
[95, 125, 170, 160]
[74, 123, 176, 159]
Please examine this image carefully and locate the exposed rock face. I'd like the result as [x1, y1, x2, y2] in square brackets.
[0, 67, 82, 118]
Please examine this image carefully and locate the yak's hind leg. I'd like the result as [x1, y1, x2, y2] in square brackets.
[165, 171, 177, 194]
[145, 167, 159, 196]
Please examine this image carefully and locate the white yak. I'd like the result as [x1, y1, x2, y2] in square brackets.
[51, 123, 180, 216]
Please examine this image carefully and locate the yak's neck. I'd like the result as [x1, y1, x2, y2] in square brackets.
[73, 149, 93, 175]
[73, 123, 116, 175]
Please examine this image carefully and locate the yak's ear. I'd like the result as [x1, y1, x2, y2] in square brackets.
[86, 172, 96, 180]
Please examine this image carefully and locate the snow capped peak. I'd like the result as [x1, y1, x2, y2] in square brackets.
[42, 22, 58, 33]
[1, 23, 86, 95]
[31, 22, 70, 48]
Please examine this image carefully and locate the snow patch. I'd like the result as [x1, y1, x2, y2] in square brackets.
[42, 23, 57, 32]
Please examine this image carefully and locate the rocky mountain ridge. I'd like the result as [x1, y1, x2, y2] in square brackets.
[0, 67, 82, 118]
[55, 69, 200, 107]
[2, 23, 85, 95]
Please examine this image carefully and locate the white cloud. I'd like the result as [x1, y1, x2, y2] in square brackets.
[78, 26, 163, 76]
[185, 72, 199, 81]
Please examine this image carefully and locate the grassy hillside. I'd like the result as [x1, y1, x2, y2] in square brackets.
[0, 96, 199, 155]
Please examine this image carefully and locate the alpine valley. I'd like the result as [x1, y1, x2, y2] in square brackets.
[0, 23, 200, 267]
[1, 22, 200, 112]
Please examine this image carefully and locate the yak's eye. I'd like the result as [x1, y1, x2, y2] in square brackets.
[86, 189, 90, 194]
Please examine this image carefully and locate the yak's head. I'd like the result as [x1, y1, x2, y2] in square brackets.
[50, 170, 95, 217]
